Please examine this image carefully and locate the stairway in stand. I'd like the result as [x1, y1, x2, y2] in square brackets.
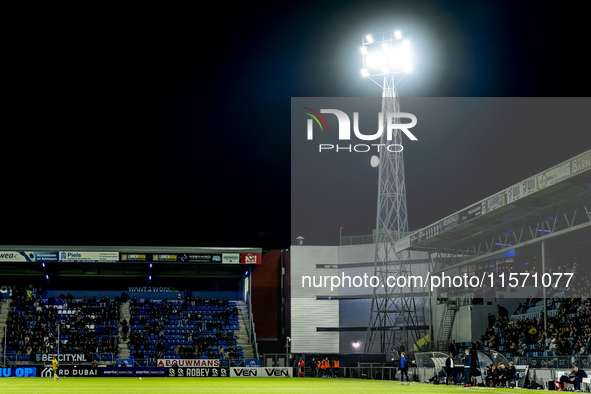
[118, 301, 131, 361]
[235, 301, 255, 360]
[0, 301, 9, 361]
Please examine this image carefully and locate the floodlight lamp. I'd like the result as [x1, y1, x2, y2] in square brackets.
[366, 34, 374, 43]
[361, 68, 370, 77]
[404, 63, 414, 72]
[387, 49, 403, 66]
[367, 52, 384, 67]
[382, 66, 390, 74]
[395, 30, 402, 39]
[382, 43, 389, 51]
[402, 40, 411, 48]
[360, 46, 368, 55]
[388, 47, 412, 66]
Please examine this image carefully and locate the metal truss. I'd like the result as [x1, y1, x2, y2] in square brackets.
[365, 75, 421, 353]
[429, 193, 591, 277]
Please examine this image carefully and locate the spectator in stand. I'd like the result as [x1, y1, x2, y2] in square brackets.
[488, 313, 496, 329]
[121, 318, 129, 342]
[498, 305, 509, 320]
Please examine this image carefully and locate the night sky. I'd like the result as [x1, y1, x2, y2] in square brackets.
[2, 1, 590, 251]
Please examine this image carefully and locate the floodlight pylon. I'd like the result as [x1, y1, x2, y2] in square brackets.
[363, 39, 420, 353]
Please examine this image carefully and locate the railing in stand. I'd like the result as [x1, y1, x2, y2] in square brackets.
[246, 292, 259, 359]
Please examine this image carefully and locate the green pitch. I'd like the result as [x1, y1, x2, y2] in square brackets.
[1, 377, 521, 393]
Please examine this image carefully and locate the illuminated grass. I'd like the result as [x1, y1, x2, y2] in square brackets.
[0, 377, 523, 394]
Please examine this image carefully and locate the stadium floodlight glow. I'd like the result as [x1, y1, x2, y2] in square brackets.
[360, 29, 414, 77]
[149, 263, 153, 268]
[353, 342, 360, 348]
[42, 263, 45, 267]
[45, 275, 49, 280]
[387, 49, 403, 66]
[149, 275, 152, 280]
[367, 52, 385, 67]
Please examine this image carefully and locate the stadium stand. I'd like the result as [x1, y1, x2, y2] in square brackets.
[4, 287, 120, 362]
[126, 296, 243, 366]
[466, 259, 591, 363]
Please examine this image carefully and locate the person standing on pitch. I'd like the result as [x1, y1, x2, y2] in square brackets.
[299, 357, 305, 377]
[445, 353, 455, 385]
[462, 349, 471, 388]
[52, 356, 59, 381]
[399, 352, 411, 385]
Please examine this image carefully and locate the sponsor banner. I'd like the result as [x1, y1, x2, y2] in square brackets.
[482, 193, 506, 215]
[101, 367, 166, 377]
[245, 359, 260, 367]
[152, 254, 222, 263]
[127, 286, 176, 292]
[153, 254, 179, 262]
[459, 203, 482, 224]
[262, 367, 293, 377]
[0, 367, 37, 377]
[36, 353, 88, 363]
[537, 162, 571, 191]
[229, 367, 292, 377]
[120, 253, 223, 263]
[0, 251, 58, 262]
[59, 251, 119, 263]
[120, 253, 149, 262]
[241, 253, 261, 264]
[520, 176, 538, 199]
[231, 367, 260, 377]
[167, 367, 228, 377]
[157, 359, 220, 368]
[39, 366, 99, 378]
[504, 183, 522, 204]
[410, 210, 466, 246]
[403, 150, 590, 247]
[222, 253, 240, 264]
[571, 151, 591, 176]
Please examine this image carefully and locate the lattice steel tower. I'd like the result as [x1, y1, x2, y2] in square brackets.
[359, 30, 421, 353]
